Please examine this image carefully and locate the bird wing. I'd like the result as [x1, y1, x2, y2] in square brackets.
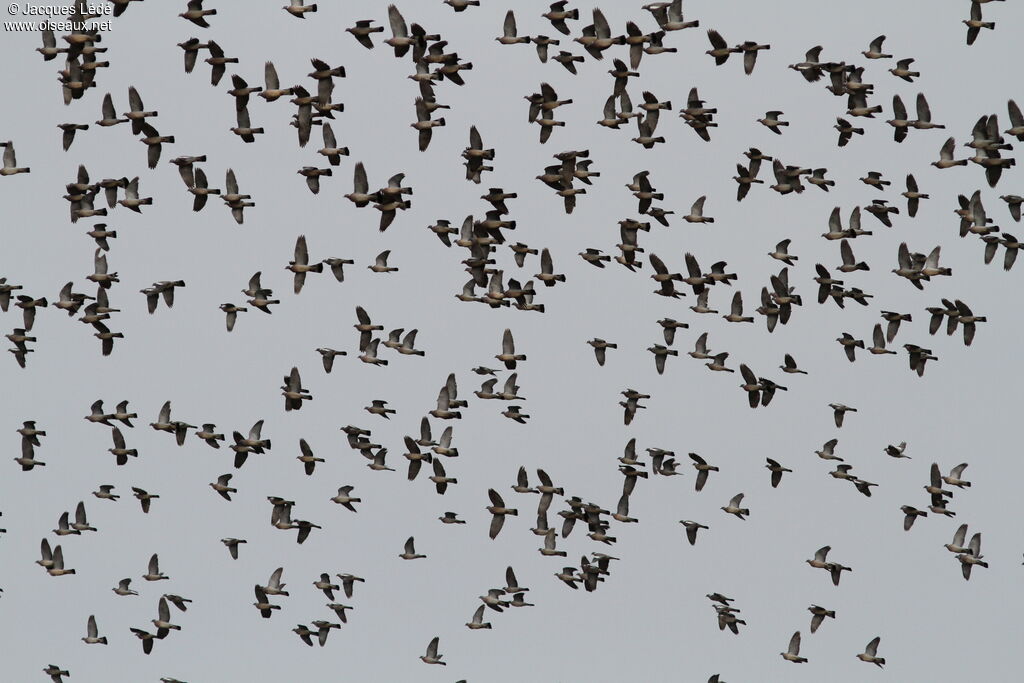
[388, 4, 408, 37]
[502, 328, 515, 354]
[892, 95, 907, 120]
[503, 10, 518, 37]
[158, 596, 170, 621]
[789, 631, 801, 655]
[916, 93, 932, 122]
[840, 239, 855, 266]
[353, 162, 368, 194]
[295, 235, 309, 265]
[541, 248, 553, 274]
[593, 8, 611, 37]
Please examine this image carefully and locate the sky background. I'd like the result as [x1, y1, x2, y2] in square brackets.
[1, 1, 1022, 681]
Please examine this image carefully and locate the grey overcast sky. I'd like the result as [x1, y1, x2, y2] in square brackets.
[2, 0, 1023, 681]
